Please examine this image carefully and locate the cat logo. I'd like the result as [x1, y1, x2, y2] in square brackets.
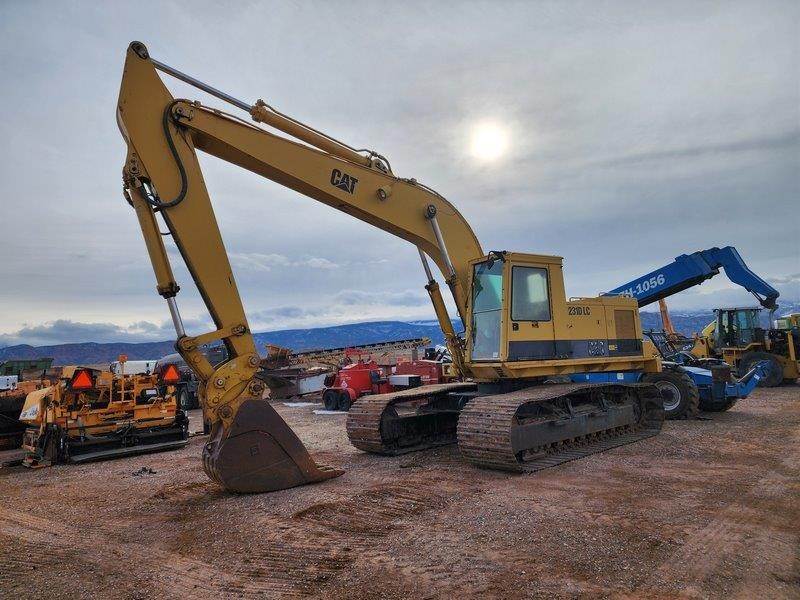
[330, 168, 358, 194]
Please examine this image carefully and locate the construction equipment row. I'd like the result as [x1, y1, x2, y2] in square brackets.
[18, 361, 188, 467]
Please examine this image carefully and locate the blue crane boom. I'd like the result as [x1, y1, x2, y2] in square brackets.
[605, 246, 779, 310]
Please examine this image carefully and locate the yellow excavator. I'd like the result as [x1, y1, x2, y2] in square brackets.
[117, 42, 665, 494]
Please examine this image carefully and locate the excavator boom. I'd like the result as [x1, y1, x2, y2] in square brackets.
[118, 42, 483, 492]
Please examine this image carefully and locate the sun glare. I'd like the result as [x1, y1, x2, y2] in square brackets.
[469, 121, 510, 162]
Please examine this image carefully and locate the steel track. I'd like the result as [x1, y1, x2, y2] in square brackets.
[457, 383, 664, 471]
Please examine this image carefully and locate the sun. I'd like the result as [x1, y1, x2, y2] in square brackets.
[469, 121, 510, 162]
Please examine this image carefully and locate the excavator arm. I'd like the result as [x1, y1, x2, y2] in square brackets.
[117, 42, 482, 492]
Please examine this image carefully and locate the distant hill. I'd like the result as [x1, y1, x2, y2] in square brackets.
[253, 320, 449, 351]
[0, 320, 451, 365]
[2, 303, 797, 365]
[0, 341, 177, 366]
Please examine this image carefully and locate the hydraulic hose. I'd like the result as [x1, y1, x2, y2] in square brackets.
[138, 100, 188, 210]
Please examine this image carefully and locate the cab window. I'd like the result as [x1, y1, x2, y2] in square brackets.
[511, 266, 550, 321]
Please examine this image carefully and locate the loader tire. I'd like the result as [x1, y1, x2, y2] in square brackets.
[337, 392, 352, 412]
[323, 389, 339, 411]
[739, 352, 783, 388]
[643, 370, 699, 420]
[178, 388, 191, 411]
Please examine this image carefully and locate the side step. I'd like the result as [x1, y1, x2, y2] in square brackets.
[68, 438, 188, 463]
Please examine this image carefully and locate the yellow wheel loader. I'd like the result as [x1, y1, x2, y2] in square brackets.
[691, 308, 799, 386]
[19, 363, 188, 467]
[116, 42, 667, 494]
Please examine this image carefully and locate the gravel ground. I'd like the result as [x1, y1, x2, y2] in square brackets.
[1, 385, 798, 599]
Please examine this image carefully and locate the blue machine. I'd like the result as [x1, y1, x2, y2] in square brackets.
[580, 247, 779, 419]
[677, 363, 767, 406]
[570, 360, 768, 414]
[604, 246, 779, 310]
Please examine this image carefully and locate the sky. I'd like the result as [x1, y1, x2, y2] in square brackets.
[0, 1, 798, 347]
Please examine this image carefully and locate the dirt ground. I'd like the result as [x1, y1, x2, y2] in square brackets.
[1, 386, 798, 599]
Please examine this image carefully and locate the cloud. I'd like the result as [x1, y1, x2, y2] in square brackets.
[333, 289, 428, 307]
[586, 131, 800, 169]
[0, 316, 218, 348]
[229, 253, 290, 272]
[229, 252, 339, 272]
[250, 306, 326, 322]
[767, 273, 800, 285]
[0, 319, 171, 347]
[302, 257, 339, 270]
[247, 289, 439, 330]
[0, 2, 797, 337]
[0, 289, 433, 347]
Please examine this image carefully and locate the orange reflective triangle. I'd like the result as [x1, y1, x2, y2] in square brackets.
[162, 364, 181, 383]
[71, 369, 94, 390]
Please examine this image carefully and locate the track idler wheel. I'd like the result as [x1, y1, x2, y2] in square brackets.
[203, 398, 343, 493]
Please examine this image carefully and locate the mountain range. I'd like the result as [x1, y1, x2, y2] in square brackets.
[1, 303, 797, 366]
[0, 321, 450, 365]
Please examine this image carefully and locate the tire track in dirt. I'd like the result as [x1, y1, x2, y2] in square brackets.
[291, 481, 451, 537]
[0, 532, 71, 589]
[253, 476, 468, 596]
[318, 407, 800, 599]
[630, 436, 800, 598]
[0, 475, 465, 598]
[0, 506, 313, 598]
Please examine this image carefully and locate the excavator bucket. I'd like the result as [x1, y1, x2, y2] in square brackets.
[202, 398, 343, 493]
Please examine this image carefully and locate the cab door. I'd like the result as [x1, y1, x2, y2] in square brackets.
[506, 261, 556, 361]
[469, 259, 504, 361]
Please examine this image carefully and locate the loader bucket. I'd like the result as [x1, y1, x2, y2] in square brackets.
[202, 398, 343, 493]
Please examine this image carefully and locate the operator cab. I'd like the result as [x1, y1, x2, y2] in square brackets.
[468, 251, 557, 362]
[465, 251, 644, 367]
[714, 307, 764, 348]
